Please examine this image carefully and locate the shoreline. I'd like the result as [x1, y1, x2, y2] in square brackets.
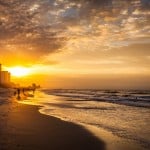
[18, 90, 149, 150]
[0, 99, 105, 150]
[0, 89, 149, 150]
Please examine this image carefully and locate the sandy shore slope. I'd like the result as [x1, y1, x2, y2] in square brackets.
[0, 99, 105, 150]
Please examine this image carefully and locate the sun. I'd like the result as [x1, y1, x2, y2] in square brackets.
[8, 66, 31, 77]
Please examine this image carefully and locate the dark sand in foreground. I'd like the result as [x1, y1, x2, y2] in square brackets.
[0, 100, 105, 150]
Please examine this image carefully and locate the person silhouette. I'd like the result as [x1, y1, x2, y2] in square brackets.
[17, 88, 21, 100]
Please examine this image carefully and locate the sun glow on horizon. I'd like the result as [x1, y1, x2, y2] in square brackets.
[8, 66, 31, 77]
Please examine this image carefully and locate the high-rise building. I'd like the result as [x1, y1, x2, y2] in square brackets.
[0, 64, 1, 72]
[0, 64, 11, 85]
[0, 71, 10, 84]
[0, 64, 2, 84]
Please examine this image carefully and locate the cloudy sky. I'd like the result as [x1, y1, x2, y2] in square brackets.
[0, 0, 150, 89]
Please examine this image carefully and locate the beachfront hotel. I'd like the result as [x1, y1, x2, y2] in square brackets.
[0, 64, 11, 85]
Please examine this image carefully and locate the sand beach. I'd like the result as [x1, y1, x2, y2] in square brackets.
[0, 89, 105, 150]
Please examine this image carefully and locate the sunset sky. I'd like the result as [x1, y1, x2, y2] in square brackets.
[0, 0, 150, 89]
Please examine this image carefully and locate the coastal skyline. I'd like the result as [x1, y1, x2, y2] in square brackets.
[0, 0, 150, 89]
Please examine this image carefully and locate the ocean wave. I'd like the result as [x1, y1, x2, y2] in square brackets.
[42, 89, 150, 108]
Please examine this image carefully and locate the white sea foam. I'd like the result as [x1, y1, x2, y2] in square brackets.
[43, 89, 150, 108]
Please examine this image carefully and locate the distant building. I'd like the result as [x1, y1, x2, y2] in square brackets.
[0, 64, 11, 85]
[0, 71, 11, 84]
[0, 64, 2, 84]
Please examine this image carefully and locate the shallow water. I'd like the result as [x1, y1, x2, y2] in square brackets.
[19, 89, 150, 150]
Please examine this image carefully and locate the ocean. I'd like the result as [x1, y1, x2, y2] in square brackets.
[1, 88, 150, 150]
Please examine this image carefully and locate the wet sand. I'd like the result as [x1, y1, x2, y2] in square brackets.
[0, 100, 105, 150]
